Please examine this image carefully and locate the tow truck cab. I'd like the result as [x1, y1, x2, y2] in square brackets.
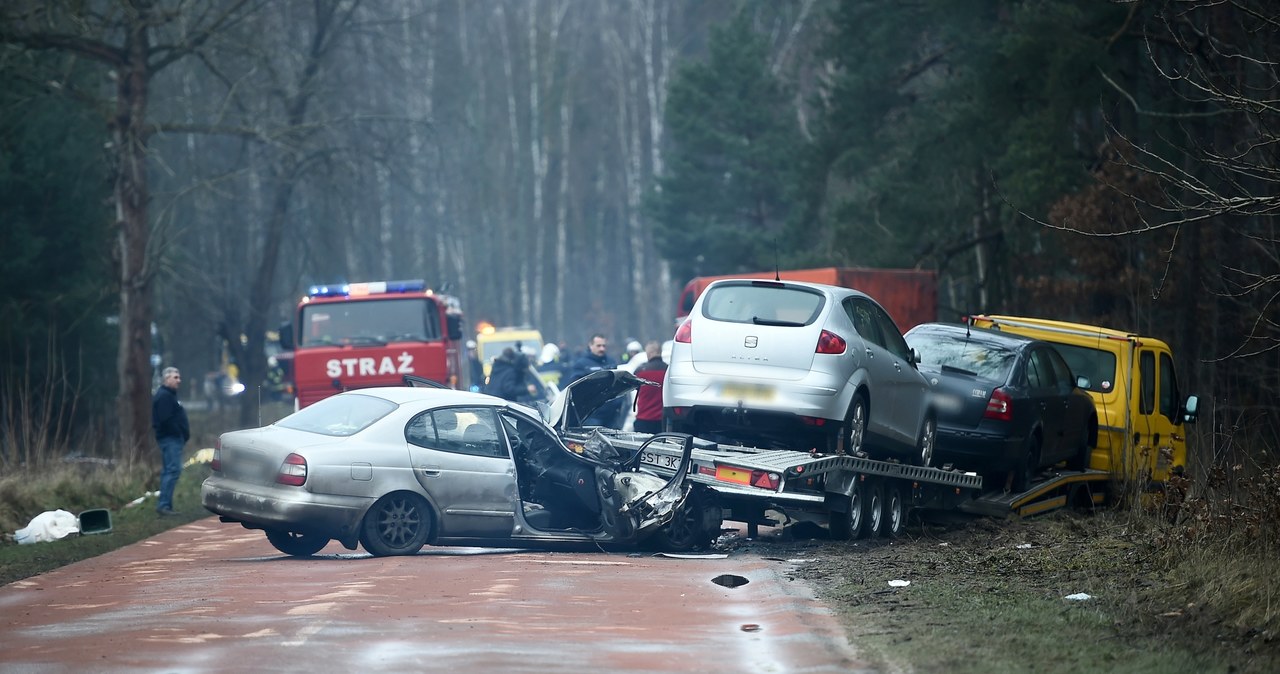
[969, 315, 1199, 484]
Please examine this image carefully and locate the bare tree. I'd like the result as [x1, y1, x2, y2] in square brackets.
[0, 0, 256, 461]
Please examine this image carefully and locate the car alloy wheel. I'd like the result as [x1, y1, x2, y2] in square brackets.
[361, 493, 432, 557]
[845, 395, 868, 455]
[914, 416, 936, 467]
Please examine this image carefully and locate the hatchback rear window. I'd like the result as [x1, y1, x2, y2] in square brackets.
[702, 283, 824, 325]
[277, 393, 397, 436]
[911, 334, 1017, 381]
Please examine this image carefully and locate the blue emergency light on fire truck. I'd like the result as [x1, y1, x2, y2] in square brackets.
[279, 279, 467, 408]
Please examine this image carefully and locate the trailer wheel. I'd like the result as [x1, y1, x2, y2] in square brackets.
[829, 479, 865, 540]
[862, 480, 884, 538]
[880, 484, 905, 537]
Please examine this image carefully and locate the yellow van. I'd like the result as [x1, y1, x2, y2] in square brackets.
[969, 315, 1199, 485]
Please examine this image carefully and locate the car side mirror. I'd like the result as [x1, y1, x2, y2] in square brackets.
[1181, 395, 1199, 424]
[1076, 375, 1090, 390]
[910, 348, 921, 365]
[446, 314, 464, 341]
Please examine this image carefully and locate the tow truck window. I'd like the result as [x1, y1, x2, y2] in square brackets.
[1050, 343, 1118, 394]
[1140, 351, 1155, 415]
[1158, 352, 1179, 421]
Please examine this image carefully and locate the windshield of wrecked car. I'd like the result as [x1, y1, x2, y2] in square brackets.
[702, 283, 824, 325]
[910, 333, 1017, 382]
[276, 393, 397, 436]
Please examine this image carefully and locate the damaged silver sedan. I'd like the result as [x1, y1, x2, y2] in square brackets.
[201, 372, 720, 557]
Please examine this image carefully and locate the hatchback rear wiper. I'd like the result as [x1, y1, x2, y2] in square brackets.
[752, 316, 805, 327]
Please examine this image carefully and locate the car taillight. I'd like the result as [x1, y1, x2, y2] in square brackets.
[210, 447, 221, 472]
[714, 465, 781, 491]
[816, 330, 846, 355]
[276, 453, 308, 486]
[674, 319, 692, 343]
[984, 388, 1013, 422]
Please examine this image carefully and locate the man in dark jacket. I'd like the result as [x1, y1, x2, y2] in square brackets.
[485, 347, 540, 402]
[151, 367, 190, 517]
[568, 334, 624, 428]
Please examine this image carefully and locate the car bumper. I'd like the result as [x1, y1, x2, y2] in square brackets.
[934, 427, 1023, 471]
[663, 371, 848, 421]
[201, 475, 372, 542]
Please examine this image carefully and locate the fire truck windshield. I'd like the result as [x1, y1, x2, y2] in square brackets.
[299, 298, 441, 347]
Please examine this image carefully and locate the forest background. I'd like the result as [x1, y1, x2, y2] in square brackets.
[1, 0, 1276, 471]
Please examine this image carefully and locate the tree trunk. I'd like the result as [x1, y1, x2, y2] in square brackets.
[115, 24, 156, 465]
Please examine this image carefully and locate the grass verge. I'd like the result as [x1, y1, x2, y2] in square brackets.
[0, 460, 212, 587]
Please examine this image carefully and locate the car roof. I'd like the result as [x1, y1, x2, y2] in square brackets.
[343, 386, 501, 406]
[704, 277, 870, 300]
[908, 322, 1037, 348]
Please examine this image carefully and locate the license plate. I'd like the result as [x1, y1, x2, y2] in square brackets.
[934, 393, 963, 414]
[639, 450, 682, 471]
[720, 382, 774, 402]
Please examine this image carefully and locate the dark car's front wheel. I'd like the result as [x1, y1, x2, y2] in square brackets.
[361, 493, 433, 557]
[265, 529, 329, 557]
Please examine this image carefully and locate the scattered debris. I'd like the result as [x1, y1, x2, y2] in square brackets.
[888, 579, 911, 587]
[656, 552, 729, 559]
[14, 510, 79, 544]
[1015, 543, 1033, 549]
[740, 624, 761, 632]
[1064, 593, 1093, 601]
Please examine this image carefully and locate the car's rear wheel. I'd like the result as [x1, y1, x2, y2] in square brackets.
[1012, 435, 1042, 493]
[361, 493, 432, 557]
[1068, 423, 1092, 471]
[265, 529, 329, 557]
[881, 484, 905, 538]
[912, 415, 936, 467]
[844, 394, 868, 455]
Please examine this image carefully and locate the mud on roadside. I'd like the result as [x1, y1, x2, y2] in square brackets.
[718, 511, 1280, 673]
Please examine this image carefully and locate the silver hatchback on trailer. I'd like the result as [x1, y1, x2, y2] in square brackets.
[663, 278, 936, 465]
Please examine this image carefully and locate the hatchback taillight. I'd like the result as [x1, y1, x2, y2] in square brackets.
[674, 319, 692, 343]
[276, 453, 308, 486]
[210, 447, 221, 472]
[815, 330, 846, 355]
[984, 388, 1013, 422]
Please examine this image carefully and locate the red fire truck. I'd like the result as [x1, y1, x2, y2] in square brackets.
[281, 279, 467, 408]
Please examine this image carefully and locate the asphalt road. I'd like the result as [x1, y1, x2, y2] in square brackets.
[0, 519, 870, 673]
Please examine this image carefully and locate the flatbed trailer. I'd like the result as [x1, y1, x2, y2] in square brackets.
[562, 428, 1112, 538]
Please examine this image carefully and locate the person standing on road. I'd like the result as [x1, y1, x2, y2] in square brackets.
[569, 333, 624, 428]
[152, 367, 190, 517]
[632, 341, 667, 434]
